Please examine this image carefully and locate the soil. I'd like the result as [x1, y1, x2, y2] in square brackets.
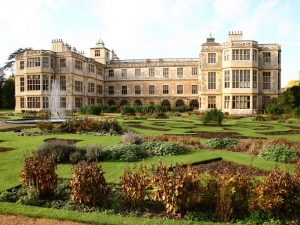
[183, 131, 266, 139]
[43, 138, 81, 145]
[287, 125, 300, 129]
[0, 214, 85, 225]
[0, 147, 14, 153]
[127, 124, 170, 131]
[123, 121, 142, 124]
[254, 125, 273, 130]
[194, 160, 268, 176]
[151, 122, 166, 126]
[260, 129, 300, 135]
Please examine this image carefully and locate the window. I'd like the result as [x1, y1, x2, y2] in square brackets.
[60, 97, 66, 108]
[75, 60, 83, 70]
[60, 59, 66, 68]
[135, 85, 141, 95]
[27, 75, 40, 91]
[75, 97, 83, 108]
[75, 81, 83, 92]
[27, 97, 40, 108]
[149, 68, 155, 77]
[252, 50, 257, 61]
[20, 77, 25, 92]
[253, 70, 257, 88]
[121, 69, 127, 77]
[135, 69, 141, 77]
[27, 57, 40, 67]
[224, 70, 230, 88]
[262, 96, 271, 106]
[177, 85, 183, 94]
[149, 85, 155, 94]
[96, 67, 103, 76]
[50, 58, 54, 68]
[122, 86, 127, 95]
[224, 96, 230, 109]
[88, 83, 95, 93]
[175, 100, 185, 107]
[208, 53, 216, 63]
[177, 68, 183, 77]
[232, 70, 250, 88]
[192, 85, 198, 94]
[108, 69, 114, 77]
[263, 72, 271, 90]
[192, 67, 198, 75]
[108, 86, 114, 95]
[253, 96, 257, 109]
[263, 52, 271, 63]
[42, 57, 49, 68]
[208, 72, 216, 89]
[232, 96, 250, 109]
[163, 68, 169, 78]
[88, 64, 95, 73]
[224, 50, 230, 61]
[232, 49, 250, 60]
[208, 96, 216, 109]
[60, 76, 66, 91]
[163, 85, 169, 94]
[42, 97, 49, 108]
[20, 61, 24, 70]
[96, 85, 103, 94]
[95, 50, 100, 56]
[20, 97, 25, 108]
[42, 75, 49, 91]
[190, 99, 199, 109]
[88, 97, 95, 105]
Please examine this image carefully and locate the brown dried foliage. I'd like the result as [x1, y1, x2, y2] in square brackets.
[215, 172, 253, 222]
[150, 164, 201, 216]
[249, 166, 300, 218]
[20, 155, 57, 198]
[69, 161, 108, 206]
[144, 135, 202, 148]
[120, 165, 151, 206]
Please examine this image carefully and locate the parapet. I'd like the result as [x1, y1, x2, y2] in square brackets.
[228, 31, 243, 41]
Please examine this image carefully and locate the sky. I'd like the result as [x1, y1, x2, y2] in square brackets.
[0, 0, 299, 87]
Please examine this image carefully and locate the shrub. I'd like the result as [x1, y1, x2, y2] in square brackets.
[37, 122, 54, 133]
[120, 165, 150, 206]
[153, 112, 168, 119]
[250, 167, 300, 218]
[265, 103, 284, 116]
[78, 104, 104, 115]
[121, 131, 143, 144]
[20, 155, 57, 198]
[69, 161, 108, 206]
[103, 144, 145, 162]
[105, 105, 117, 113]
[151, 164, 201, 215]
[143, 135, 202, 148]
[234, 139, 264, 155]
[121, 105, 136, 116]
[215, 173, 253, 222]
[253, 115, 266, 121]
[141, 141, 185, 156]
[259, 145, 300, 163]
[207, 138, 239, 149]
[293, 106, 300, 117]
[35, 140, 76, 163]
[69, 148, 86, 164]
[203, 109, 224, 126]
[85, 145, 104, 162]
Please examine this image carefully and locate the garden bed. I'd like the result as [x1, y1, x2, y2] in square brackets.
[260, 129, 300, 135]
[43, 138, 81, 145]
[127, 124, 170, 131]
[182, 131, 266, 139]
[0, 147, 14, 153]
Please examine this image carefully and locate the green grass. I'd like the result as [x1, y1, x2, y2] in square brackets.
[0, 113, 299, 224]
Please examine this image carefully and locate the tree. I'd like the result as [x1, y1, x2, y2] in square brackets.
[278, 86, 300, 112]
[202, 108, 224, 126]
[1, 76, 15, 109]
[0, 69, 5, 108]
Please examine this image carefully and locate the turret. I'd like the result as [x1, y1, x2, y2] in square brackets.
[90, 38, 110, 64]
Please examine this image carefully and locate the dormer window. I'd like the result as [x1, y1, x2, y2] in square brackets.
[95, 50, 100, 56]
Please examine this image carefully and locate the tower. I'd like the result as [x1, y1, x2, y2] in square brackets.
[90, 38, 110, 64]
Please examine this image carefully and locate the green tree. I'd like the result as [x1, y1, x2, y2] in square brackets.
[0, 69, 5, 108]
[278, 86, 300, 112]
[1, 48, 32, 72]
[1, 76, 15, 109]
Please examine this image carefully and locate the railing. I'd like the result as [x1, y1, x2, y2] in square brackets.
[111, 58, 199, 63]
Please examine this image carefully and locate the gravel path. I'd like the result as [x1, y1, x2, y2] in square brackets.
[0, 215, 87, 225]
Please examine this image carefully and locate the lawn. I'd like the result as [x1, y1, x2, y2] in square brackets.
[0, 113, 299, 224]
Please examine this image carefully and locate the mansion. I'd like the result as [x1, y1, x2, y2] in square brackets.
[15, 31, 281, 114]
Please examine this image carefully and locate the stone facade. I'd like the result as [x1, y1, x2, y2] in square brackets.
[15, 32, 281, 114]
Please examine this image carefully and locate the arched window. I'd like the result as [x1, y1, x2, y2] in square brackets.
[107, 99, 116, 106]
[161, 99, 171, 110]
[190, 99, 199, 109]
[175, 99, 185, 107]
[134, 99, 142, 107]
[119, 99, 129, 106]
